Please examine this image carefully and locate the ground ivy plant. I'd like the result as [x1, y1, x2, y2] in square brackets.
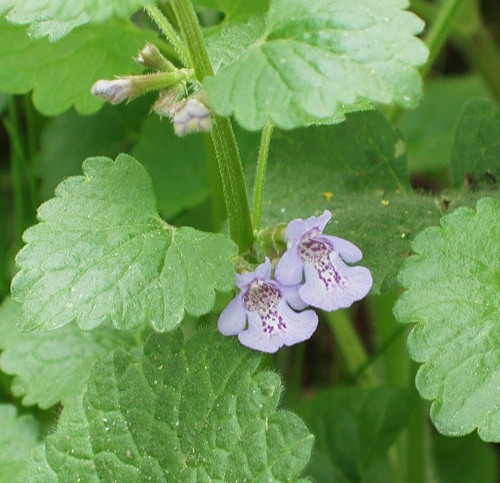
[0, 0, 499, 481]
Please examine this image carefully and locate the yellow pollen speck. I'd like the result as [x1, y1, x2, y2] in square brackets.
[381, 199, 390, 206]
[323, 191, 333, 201]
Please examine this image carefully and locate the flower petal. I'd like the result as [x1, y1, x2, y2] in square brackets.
[275, 248, 303, 285]
[285, 210, 332, 242]
[320, 235, 363, 263]
[280, 283, 308, 311]
[217, 295, 247, 335]
[299, 254, 372, 311]
[238, 302, 318, 353]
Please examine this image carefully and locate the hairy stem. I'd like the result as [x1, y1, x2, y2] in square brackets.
[145, 5, 191, 67]
[252, 121, 275, 232]
[171, 0, 254, 252]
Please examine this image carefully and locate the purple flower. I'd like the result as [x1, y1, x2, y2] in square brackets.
[218, 258, 318, 353]
[275, 210, 372, 311]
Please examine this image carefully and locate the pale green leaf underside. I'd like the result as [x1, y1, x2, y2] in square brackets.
[205, 0, 428, 130]
[1, 0, 152, 24]
[11, 154, 237, 332]
[0, 297, 134, 408]
[33, 328, 313, 480]
[394, 198, 500, 441]
[298, 387, 415, 482]
[0, 405, 40, 483]
[0, 20, 154, 115]
[451, 100, 500, 189]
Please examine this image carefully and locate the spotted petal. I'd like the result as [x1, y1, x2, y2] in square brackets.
[320, 235, 363, 263]
[300, 252, 373, 311]
[238, 301, 318, 354]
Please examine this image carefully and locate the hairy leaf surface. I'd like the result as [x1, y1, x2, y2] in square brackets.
[12, 154, 237, 332]
[205, 0, 427, 130]
[0, 298, 134, 408]
[394, 198, 500, 441]
[30, 328, 313, 480]
[0, 405, 40, 482]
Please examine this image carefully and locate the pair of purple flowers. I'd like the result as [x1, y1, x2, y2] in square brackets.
[218, 210, 373, 353]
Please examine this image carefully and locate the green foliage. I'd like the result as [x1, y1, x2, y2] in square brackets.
[0, 0, 152, 24]
[431, 433, 498, 483]
[0, 297, 135, 408]
[11, 154, 237, 332]
[204, 0, 428, 130]
[397, 75, 494, 176]
[261, 110, 422, 292]
[297, 387, 415, 482]
[195, 0, 269, 22]
[0, 20, 154, 115]
[36, 102, 148, 201]
[0, 404, 40, 482]
[29, 328, 313, 480]
[35, 102, 208, 219]
[394, 198, 500, 441]
[451, 100, 500, 189]
[131, 115, 208, 218]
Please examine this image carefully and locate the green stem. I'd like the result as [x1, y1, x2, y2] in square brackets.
[203, 133, 226, 230]
[324, 309, 379, 388]
[145, 5, 192, 67]
[421, 0, 467, 76]
[406, 363, 429, 483]
[171, 0, 254, 252]
[252, 121, 274, 232]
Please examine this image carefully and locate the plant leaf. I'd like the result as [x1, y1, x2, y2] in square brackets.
[261, 110, 418, 292]
[0, 404, 40, 482]
[394, 198, 500, 441]
[431, 432, 498, 483]
[1, 0, 153, 24]
[204, 0, 428, 130]
[131, 114, 208, 218]
[0, 297, 134, 408]
[35, 101, 208, 219]
[451, 100, 500, 189]
[0, 20, 154, 115]
[398, 75, 494, 176]
[31, 328, 313, 480]
[195, 0, 270, 22]
[11, 154, 237, 332]
[297, 387, 415, 482]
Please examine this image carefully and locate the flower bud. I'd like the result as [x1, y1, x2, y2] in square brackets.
[91, 70, 193, 105]
[135, 43, 174, 72]
[172, 98, 213, 136]
[91, 79, 133, 105]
